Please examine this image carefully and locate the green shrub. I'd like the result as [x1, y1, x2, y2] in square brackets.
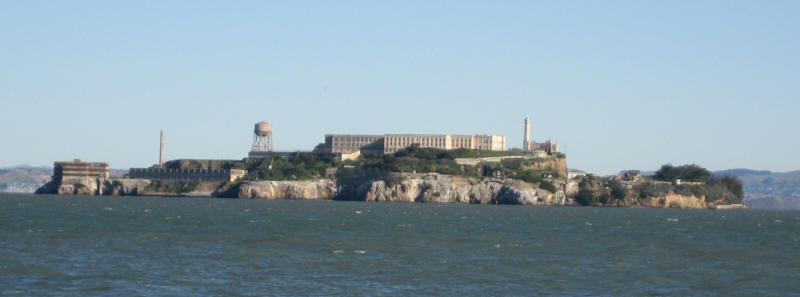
[575, 189, 596, 206]
[636, 182, 670, 198]
[539, 180, 557, 193]
[608, 180, 627, 200]
[675, 184, 706, 198]
[246, 153, 333, 180]
[519, 171, 543, 184]
[654, 164, 711, 182]
[704, 175, 744, 204]
[144, 181, 198, 193]
[501, 158, 524, 170]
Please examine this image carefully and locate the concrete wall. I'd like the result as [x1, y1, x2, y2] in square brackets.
[128, 168, 244, 182]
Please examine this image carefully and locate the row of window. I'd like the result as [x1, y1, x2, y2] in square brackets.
[332, 136, 502, 150]
[386, 137, 446, 147]
[336, 138, 380, 143]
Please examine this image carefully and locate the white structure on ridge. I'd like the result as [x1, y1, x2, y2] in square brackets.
[521, 114, 559, 156]
[523, 115, 533, 151]
[159, 129, 165, 166]
[318, 134, 507, 155]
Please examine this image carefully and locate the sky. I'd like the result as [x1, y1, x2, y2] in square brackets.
[1, 1, 798, 175]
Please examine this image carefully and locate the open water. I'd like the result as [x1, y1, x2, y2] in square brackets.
[1, 193, 798, 296]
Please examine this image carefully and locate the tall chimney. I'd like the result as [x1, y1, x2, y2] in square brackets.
[523, 115, 531, 150]
[159, 129, 165, 166]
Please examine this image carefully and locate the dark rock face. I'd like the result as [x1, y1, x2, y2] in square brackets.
[34, 180, 60, 194]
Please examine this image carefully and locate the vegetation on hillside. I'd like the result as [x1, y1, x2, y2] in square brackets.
[653, 164, 712, 182]
[161, 146, 563, 195]
[144, 180, 199, 194]
[245, 153, 338, 181]
[654, 164, 744, 203]
[574, 164, 745, 206]
[574, 175, 627, 206]
[343, 145, 562, 185]
[225, 145, 564, 190]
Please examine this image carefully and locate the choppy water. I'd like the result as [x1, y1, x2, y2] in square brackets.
[1, 193, 799, 296]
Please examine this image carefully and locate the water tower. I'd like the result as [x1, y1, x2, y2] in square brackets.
[250, 121, 273, 154]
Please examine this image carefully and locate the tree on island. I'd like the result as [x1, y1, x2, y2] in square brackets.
[654, 164, 712, 182]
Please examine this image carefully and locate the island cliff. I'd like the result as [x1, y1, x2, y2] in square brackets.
[35, 171, 721, 209]
[36, 148, 743, 209]
[229, 174, 567, 205]
[36, 177, 152, 196]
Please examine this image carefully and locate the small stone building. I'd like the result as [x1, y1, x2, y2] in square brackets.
[53, 159, 110, 181]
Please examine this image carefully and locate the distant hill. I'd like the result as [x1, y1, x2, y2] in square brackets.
[713, 168, 773, 177]
[711, 169, 800, 210]
[744, 197, 800, 210]
[0, 167, 52, 193]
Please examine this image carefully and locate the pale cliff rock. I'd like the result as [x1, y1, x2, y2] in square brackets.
[363, 175, 567, 205]
[36, 177, 150, 196]
[237, 179, 337, 200]
[641, 193, 709, 209]
[99, 179, 151, 196]
[233, 174, 567, 205]
[565, 178, 580, 196]
[35, 172, 709, 209]
[57, 176, 99, 195]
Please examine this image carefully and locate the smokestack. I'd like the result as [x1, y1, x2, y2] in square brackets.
[159, 129, 165, 167]
[523, 115, 531, 150]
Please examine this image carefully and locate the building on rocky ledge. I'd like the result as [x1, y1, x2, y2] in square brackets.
[314, 134, 507, 157]
[53, 159, 110, 181]
[521, 114, 559, 156]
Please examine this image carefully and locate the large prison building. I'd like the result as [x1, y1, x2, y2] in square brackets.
[319, 134, 507, 155]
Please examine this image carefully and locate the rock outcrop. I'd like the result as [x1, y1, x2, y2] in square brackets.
[640, 193, 708, 209]
[361, 175, 567, 205]
[231, 174, 568, 205]
[57, 176, 99, 195]
[34, 171, 712, 209]
[99, 179, 152, 196]
[35, 177, 151, 196]
[237, 179, 337, 200]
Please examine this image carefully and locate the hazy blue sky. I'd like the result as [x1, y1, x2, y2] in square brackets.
[1, 1, 798, 175]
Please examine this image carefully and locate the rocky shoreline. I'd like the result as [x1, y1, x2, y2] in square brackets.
[34, 173, 720, 209]
[231, 174, 568, 205]
[36, 176, 152, 196]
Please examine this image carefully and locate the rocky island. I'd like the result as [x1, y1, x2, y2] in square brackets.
[36, 146, 744, 209]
